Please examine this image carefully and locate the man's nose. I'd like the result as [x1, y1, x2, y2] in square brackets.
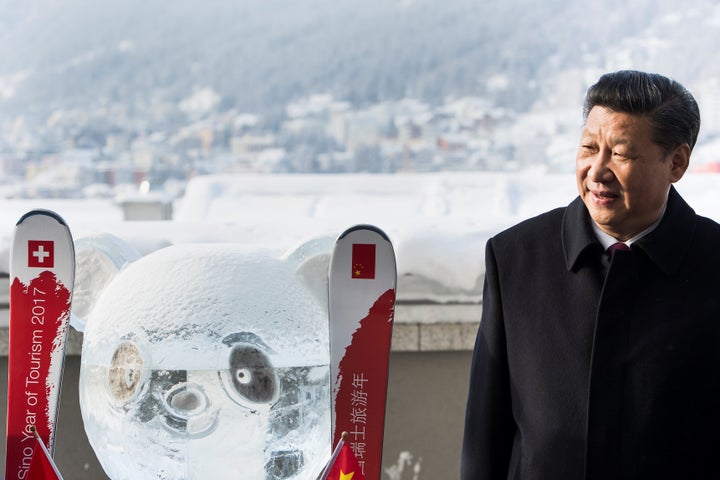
[587, 150, 614, 183]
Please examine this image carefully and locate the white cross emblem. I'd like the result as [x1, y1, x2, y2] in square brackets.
[32, 244, 51, 264]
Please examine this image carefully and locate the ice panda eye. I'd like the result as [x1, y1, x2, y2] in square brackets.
[228, 344, 278, 404]
[235, 368, 252, 385]
[109, 341, 144, 402]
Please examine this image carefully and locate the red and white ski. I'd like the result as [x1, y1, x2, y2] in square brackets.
[329, 225, 396, 480]
[5, 210, 74, 480]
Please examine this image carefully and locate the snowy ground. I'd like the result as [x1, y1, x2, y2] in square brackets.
[2, 172, 720, 305]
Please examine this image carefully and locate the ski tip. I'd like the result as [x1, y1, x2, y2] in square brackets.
[337, 224, 390, 242]
[16, 209, 68, 227]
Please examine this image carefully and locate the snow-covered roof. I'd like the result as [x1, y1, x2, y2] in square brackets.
[2, 172, 720, 304]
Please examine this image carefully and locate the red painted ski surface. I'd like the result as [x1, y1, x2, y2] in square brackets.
[6, 210, 74, 480]
[329, 225, 396, 480]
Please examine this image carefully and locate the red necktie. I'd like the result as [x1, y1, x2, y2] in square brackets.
[607, 242, 630, 255]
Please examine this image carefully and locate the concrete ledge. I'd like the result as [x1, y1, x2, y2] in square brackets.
[392, 303, 480, 351]
[394, 302, 480, 324]
[0, 302, 481, 355]
[0, 328, 84, 356]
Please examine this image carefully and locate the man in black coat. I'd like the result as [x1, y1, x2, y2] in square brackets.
[462, 70, 720, 479]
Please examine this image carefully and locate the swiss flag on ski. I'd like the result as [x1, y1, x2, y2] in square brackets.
[329, 225, 396, 480]
[6, 210, 74, 480]
[27, 241, 55, 268]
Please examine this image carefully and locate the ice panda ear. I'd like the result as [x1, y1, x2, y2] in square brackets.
[72, 233, 142, 332]
[282, 236, 334, 307]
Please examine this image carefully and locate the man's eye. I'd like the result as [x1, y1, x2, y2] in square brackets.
[613, 151, 633, 160]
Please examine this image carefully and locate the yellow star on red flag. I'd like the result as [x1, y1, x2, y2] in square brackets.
[351, 244, 376, 279]
[320, 434, 366, 480]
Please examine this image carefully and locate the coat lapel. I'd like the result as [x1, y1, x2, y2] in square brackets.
[561, 196, 603, 272]
[633, 186, 696, 276]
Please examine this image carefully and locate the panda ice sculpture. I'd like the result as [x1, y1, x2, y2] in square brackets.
[76, 239, 331, 479]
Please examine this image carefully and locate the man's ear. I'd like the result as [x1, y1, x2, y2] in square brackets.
[669, 143, 691, 183]
[72, 233, 141, 332]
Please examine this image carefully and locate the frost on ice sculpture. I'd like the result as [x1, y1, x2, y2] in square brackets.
[75, 236, 332, 479]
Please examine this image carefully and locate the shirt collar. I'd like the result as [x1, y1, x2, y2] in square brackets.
[562, 186, 695, 275]
[591, 202, 667, 251]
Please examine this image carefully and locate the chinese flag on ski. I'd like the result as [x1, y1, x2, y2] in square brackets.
[28, 431, 64, 480]
[351, 244, 376, 279]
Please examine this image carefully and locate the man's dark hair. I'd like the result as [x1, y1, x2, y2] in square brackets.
[583, 70, 701, 153]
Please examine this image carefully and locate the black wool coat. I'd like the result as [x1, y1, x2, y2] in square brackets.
[462, 187, 720, 480]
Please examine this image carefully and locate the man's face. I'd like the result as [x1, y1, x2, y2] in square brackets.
[576, 106, 689, 241]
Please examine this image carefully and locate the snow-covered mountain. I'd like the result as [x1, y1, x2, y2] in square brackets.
[0, 0, 715, 119]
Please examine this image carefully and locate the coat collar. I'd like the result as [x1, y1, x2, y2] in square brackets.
[633, 186, 696, 275]
[562, 186, 696, 275]
[562, 196, 602, 272]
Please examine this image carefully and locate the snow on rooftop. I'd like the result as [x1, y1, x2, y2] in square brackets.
[2, 172, 720, 304]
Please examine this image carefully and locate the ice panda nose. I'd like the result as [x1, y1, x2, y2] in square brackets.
[163, 382, 218, 437]
[165, 383, 210, 420]
[168, 386, 205, 415]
